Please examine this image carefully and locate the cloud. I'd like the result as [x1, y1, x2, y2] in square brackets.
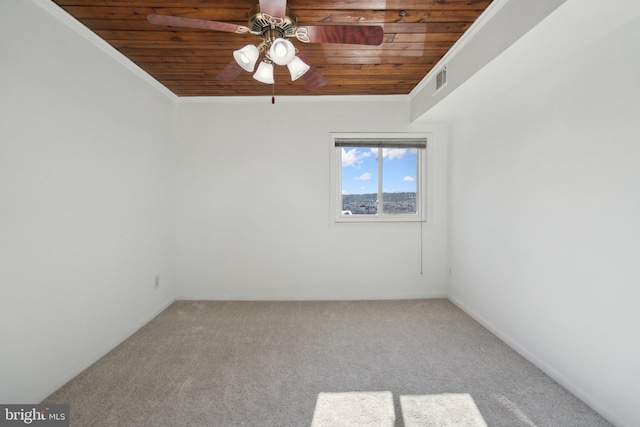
[341, 148, 359, 167]
[403, 176, 416, 182]
[382, 148, 418, 160]
[355, 172, 372, 181]
[342, 148, 373, 168]
[383, 148, 407, 160]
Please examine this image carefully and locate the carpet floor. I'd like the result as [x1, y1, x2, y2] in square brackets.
[44, 299, 611, 426]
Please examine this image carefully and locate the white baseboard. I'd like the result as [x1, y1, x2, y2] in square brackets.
[34, 298, 177, 403]
[175, 291, 448, 301]
[447, 294, 624, 427]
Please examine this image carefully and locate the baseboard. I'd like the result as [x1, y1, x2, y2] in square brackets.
[175, 292, 448, 301]
[34, 298, 177, 403]
[447, 294, 625, 427]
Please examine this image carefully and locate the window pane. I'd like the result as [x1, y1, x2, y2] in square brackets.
[341, 147, 378, 215]
[382, 148, 418, 214]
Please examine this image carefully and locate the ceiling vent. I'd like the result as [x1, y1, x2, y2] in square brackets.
[435, 66, 447, 91]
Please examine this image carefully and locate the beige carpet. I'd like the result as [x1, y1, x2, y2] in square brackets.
[312, 392, 395, 427]
[44, 299, 611, 426]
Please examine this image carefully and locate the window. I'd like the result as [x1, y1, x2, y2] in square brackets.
[331, 134, 428, 222]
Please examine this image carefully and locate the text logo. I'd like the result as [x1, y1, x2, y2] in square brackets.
[0, 405, 68, 427]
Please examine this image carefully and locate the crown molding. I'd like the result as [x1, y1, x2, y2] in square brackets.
[409, 0, 510, 97]
[32, 0, 177, 101]
[175, 94, 409, 104]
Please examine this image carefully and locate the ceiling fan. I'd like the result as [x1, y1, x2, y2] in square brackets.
[147, 0, 384, 90]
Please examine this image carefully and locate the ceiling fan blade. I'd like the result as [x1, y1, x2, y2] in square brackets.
[296, 25, 384, 46]
[296, 53, 327, 89]
[147, 14, 250, 34]
[217, 61, 244, 81]
[259, 0, 288, 19]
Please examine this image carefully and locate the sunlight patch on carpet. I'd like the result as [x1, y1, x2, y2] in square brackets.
[311, 391, 395, 427]
[493, 394, 537, 426]
[400, 393, 488, 427]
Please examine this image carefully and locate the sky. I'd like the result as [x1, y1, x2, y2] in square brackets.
[341, 147, 417, 195]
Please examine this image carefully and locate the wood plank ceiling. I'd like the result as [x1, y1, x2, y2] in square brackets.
[52, 0, 493, 97]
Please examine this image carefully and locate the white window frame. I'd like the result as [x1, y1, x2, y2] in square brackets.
[330, 132, 429, 223]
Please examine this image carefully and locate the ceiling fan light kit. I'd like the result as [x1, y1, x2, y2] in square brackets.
[287, 56, 311, 81]
[253, 60, 275, 84]
[147, 0, 384, 90]
[233, 45, 260, 72]
[269, 38, 296, 66]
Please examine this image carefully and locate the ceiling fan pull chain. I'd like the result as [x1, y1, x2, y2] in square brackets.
[272, 83, 275, 104]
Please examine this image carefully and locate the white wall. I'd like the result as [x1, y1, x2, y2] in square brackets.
[447, 14, 640, 427]
[0, 1, 176, 403]
[175, 98, 448, 300]
[410, 0, 566, 122]
[9, 2, 638, 426]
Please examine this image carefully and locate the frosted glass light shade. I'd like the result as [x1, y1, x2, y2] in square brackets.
[287, 56, 310, 81]
[253, 61, 275, 84]
[269, 38, 296, 66]
[233, 45, 259, 72]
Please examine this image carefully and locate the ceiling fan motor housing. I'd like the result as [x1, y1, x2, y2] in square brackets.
[248, 5, 298, 41]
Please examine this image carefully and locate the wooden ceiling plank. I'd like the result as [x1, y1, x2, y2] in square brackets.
[52, 0, 493, 97]
[277, 1, 492, 11]
[294, 10, 486, 24]
[78, 15, 471, 33]
[54, 0, 490, 10]
[54, 1, 256, 8]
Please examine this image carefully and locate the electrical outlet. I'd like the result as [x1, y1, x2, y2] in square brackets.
[155, 275, 160, 289]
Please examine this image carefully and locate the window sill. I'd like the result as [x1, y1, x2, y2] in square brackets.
[335, 214, 425, 223]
